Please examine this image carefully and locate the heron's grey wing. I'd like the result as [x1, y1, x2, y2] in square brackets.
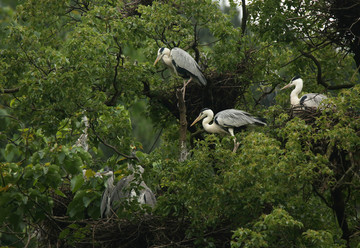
[171, 48, 207, 86]
[139, 182, 156, 207]
[110, 177, 131, 213]
[100, 188, 111, 218]
[300, 93, 327, 108]
[215, 109, 266, 128]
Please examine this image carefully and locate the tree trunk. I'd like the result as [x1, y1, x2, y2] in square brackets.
[330, 0, 360, 75]
[329, 148, 352, 247]
[331, 188, 350, 247]
[241, 0, 247, 35]
[177, 89, 188, 162]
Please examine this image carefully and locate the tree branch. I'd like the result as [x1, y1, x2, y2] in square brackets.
[192, 22, 200, 63]
[1, 88, 20, 94]
[105, 37, 123, 106]
[177, 89, 188, 162]
[241, 0, 247, 35]
[253, 82, 280, 106]
[90, 123, 139, 162]
[312, 184, 332, 208]
[300, 51, 355, 90]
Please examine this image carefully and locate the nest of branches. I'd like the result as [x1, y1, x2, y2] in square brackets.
[35, 181, 232, 248]
[54, 215, 229, 248]
[145, 66, 252, 130]
[38, 213, 232, 248]
[288, 105, 326, 124]
[287, 104, 359, 127]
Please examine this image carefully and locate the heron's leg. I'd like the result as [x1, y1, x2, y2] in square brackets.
[181, 78, 192, 98]
[229, 129, 240, 153]
[232, 137, 240, 153]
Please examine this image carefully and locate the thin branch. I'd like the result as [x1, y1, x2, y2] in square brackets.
[312, 184, 332, 208]
[191, 22, 200, 62]
[279, 42, 331, 69]
[148, 128, 163, 154]
[105, 38, 123, 106]
[300, 51, 355, 90]
[332, 163, 356, 190]
[1, 88, 20, 94]
[20, 45, 48, 77]
[90, 123, 139, 162]
[253, 82, 279, 106]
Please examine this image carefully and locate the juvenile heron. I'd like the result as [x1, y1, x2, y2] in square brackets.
[281, 76, 328, 108]
[191, 108, 267, 152]
[154, 47, 207, 96]
[100, 165, 156, 218]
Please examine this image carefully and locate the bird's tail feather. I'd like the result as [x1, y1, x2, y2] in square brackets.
[254, 117, 267, 126]
[198, 74, 207, 86]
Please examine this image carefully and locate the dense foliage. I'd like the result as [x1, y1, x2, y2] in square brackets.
[0, 0, 359, 247]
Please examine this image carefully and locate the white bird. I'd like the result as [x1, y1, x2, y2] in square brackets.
[100, 165, 156, 218]
[190, 108, 267, 152]
[154, 47, 207, 96]
[281, 76, 328, 108]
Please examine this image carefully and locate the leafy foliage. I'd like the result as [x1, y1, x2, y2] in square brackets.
[0, 0, 359, 247]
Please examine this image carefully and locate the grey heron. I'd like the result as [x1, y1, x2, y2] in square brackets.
[190, 108, 267, 152]
[154, 47, 207, 96]
[100, 166, 156, 218]
[281, 76, 328, 108]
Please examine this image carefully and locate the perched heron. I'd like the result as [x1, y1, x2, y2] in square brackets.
[191, 108, 267, 152]
[281, 76, 328, 108]
[100, 166, 156, 218]
[153, 47, 207, 96]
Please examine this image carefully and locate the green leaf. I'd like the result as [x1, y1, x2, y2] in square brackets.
[70, 174, 84, 193]
[59, 228, 70, 240]
[54, 189, 67, 198]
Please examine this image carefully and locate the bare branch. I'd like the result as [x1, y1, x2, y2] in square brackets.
[1, 88, 20, 94]
[312, 184, 332, 208]
[105, 38, 123, 106]
[241, 0, 247, 35]
[300, 51, 355, 90]
[90, 123, 139, 162]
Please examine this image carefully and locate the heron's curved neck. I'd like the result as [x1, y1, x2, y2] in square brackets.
[161, 54, 175, 73]
[202, 114, 224, 134]
[290, 82, 303, 106]
[106, 176, 114, 189]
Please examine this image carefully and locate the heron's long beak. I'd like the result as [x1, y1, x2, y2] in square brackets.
[153, 55, 162, 66]
[280, 83, 292, 91]
[190, 115, 203, 127]
[100, 171, 112, 177]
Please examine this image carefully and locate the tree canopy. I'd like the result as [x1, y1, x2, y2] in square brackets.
[0, 0, 359, 247]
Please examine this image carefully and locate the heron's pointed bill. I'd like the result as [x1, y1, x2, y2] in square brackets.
[280, 83, 292, 91]
[190, 115, 203, 127]
[153, 55, 162, 66]
[100, 170, 113, 177]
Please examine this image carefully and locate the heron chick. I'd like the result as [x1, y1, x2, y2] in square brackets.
[100, 166, 156, 218]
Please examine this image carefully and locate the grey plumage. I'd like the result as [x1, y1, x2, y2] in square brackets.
[154, 47, 207, 87]
[191, 108, 267, 152]
[214, 109, 267, 132]
[299, 93, 328, 108]
[170, 47, 207, 86]
[100, 171, 115, 218]
[281, 76, 328, 108]
[100, 166, 156, 218]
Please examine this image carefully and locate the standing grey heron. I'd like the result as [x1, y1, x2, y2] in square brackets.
[191, 108, 267, 152]
[281, 76, 328, 108]
[153, 47, 207, 96]
[100, 166, 156, 218]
